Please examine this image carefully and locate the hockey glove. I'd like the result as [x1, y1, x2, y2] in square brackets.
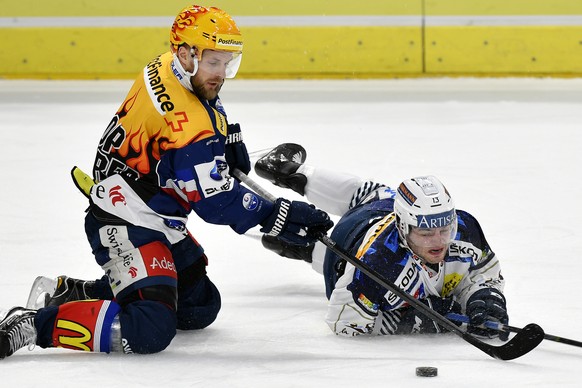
[395, 295, 462, 334]
[225, 123, 251, 176]
[260, 198, 333, 246]
[466, 288, 509, 341]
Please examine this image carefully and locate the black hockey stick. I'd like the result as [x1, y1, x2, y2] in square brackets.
[233, 169, 545, 361]
[446, 313, 582, 348]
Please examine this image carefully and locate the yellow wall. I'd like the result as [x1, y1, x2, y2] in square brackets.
[1, 1, 420, 16]
[424, 1, 582, 75]
[425, 0, 582, 15]
[1, 0, 582, 79]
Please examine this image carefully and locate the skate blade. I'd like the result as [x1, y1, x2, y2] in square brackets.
[26, 276, 57, 309]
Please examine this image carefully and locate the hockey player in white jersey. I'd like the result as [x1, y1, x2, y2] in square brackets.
[255, 144, 508, 339]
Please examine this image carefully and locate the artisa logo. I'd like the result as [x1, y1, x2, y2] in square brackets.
[216, 34, 243, 50]
[416, 210, 455, 228]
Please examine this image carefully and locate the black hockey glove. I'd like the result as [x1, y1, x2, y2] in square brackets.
[395, 295, 462, 335]
[260, 198, 333, 246]
[225, 123, 251, 176]
[466, 288, 509, 341]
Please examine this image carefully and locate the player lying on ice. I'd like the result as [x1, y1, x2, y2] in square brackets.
[0, 5, 332, 360]
[254, 144, 509, 338]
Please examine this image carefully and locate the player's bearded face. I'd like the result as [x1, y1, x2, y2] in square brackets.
[191, 50, 232, 100]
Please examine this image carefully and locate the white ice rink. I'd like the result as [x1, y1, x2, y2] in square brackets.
[0, 78, 581, 387]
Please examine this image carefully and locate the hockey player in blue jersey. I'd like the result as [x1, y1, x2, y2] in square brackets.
[0, 7, 332, 359]
[255, 144, 509, 338]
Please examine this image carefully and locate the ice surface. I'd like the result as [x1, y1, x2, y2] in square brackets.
[1, 78, 581, 387]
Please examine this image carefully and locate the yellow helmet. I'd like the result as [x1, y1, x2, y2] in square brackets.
[170, 5, 243, 55]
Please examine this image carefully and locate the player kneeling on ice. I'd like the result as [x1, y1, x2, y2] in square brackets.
[253, 144, 508, 338]
[0, 7, 332, 360]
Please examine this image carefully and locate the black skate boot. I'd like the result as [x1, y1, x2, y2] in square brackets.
[254, 143, 308, 195]
[47, 276, 95, 307]
[261, 234, 315, 263]
[0, 307, 37, 359]
[27, 276, 95, 309]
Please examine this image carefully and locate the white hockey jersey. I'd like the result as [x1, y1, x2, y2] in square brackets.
[324, 190, 504, 336]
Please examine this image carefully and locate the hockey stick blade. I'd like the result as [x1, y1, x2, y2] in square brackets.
[447, 313, 582, 349]
[461, 323, 544, 361]
[232, 169, 545, 361]
[504, 325, 582, 348]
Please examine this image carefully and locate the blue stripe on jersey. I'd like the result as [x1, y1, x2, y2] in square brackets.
[445, 255, 472, 263]
[383, 230, 400, 253]
[100, 301, 122, 353]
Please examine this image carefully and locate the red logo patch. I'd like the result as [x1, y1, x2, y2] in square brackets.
[128, 266, 138, 278]
[109, 185, 127, 206]
[138, 242, 178, 280]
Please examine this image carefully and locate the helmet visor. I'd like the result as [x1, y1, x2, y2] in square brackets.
[406, 221, 457, 248]
[198, 49, 242, 79]
[225, 52, 242, 78]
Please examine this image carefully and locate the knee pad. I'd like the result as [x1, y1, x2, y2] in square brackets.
[177, 276, 221, 330]
[119, 300, 177, 354]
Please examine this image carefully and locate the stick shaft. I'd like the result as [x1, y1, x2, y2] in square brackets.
[232, 170, 276, 201]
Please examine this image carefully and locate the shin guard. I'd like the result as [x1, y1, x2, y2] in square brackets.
[52, 300, 121, 353]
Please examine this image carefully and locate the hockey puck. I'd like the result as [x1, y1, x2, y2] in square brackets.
[416, 366, 438, 377]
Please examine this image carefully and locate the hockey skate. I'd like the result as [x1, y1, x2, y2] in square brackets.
[261, 234, 314, 263]
[0, 307, 37, 359]
[26, 276, 94, 309]
[254, 143, 308, 195]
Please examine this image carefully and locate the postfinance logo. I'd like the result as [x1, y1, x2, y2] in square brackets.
[215, 34, 243, 51]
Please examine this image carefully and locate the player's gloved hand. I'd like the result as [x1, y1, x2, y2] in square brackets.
[225, 123, 251, 176]
[260, 198, 333, 246]
[466, 288, 509, 341]
[395, 295, 462, 334]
